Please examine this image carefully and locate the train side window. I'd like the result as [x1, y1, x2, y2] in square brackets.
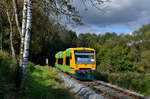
[58, 58, 63, 65]
[58, 59, 60, 64]
[66, 57, 70, 65]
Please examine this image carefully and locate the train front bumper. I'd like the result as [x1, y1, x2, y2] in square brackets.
[72, 68, 95, 80]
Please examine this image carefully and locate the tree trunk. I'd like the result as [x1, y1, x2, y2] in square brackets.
[6, 10, 16, 60]
[12, 0, 22, 36]
[19, 0, 32, 89]
[19, 0, 28, 69]
[14, 0, 28, 89]
[0, 19, 2, 50]
[12, 0, 24, 67]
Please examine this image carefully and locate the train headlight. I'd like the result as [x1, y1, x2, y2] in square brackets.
[92, 65, 94, 68]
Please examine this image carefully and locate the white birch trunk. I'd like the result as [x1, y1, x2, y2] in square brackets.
[0, 22, 2, 50]
[20, 0, 32, 88]
[19, 0, 28, 68]
[12, 0, 22, 36]
[6, 10, 16, 60]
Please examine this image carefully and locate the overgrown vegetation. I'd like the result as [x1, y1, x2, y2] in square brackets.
[0, 51, 16, 98]
[77, 29, 150, 74]
[95, 72, 150, 95]
[0, 51, 15, 82]
[25, 65, 74, 99]
[0, 60, 74, 99]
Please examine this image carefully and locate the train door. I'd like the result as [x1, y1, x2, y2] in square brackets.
[63, 51, 66, 72]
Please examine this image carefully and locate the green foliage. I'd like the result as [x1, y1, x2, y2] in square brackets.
[94, 71, 108, 82]
[0, 82, 16, 99]
[0, 51, 16, 99]
[77, 24, 150, 74]
[95, 72, 150, 95]
[29, 6, 78, 65]
[139, 50, 150, 73]
[25, 65, 74, 99]
[0, 0, 78, 66]
[26, 61, 35, 73]
[0, 51, 15, 82]
[0, 64, 74, 99]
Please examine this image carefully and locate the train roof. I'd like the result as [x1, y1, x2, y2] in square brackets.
[55, 48, 95, 58]
[66, 47, 94, 51]
[55, 51, 63, 58]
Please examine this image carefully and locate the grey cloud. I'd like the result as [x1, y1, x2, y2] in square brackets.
[69, 0, 150, 34]
[82, 0, 150, 25]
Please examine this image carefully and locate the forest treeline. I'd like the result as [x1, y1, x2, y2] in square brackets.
[1, 0, 150, 73]
[77, 24, 150, 73]
[1, 0, 150, 97]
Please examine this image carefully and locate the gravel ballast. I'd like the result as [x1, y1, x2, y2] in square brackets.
[59, 73, 106, 99]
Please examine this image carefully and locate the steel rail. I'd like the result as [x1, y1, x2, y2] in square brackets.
[58, 70, 150, 99]
[93, 80, 150, 99]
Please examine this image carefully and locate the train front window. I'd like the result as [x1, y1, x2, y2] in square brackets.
[74, 50, 94, 64]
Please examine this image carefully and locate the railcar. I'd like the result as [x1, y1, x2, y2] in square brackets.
[55, 48, 96, 80]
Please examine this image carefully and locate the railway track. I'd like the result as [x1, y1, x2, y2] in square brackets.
[83, 81, 150, 99]
[93, 80, 149, 99]
[59, 71, 150, 99]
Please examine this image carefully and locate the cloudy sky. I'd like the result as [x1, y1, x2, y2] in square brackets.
[68, 0, 150, 35]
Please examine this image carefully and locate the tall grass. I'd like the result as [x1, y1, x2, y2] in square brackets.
[24, 65, 74, 99]
[0, 60, 74, 99]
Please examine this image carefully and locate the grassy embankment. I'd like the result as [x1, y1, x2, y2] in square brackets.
[0, 51, 74, 99]
[95, 72, 150, 96]
[25, 63, 74, 99]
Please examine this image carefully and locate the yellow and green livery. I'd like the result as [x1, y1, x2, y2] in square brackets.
[55, 48, 96, 80]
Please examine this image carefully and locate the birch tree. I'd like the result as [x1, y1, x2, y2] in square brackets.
[12, 0, 25, 81]
[6, 10, 16, 60]
[20, 0, 32, 88]
[0, 0, 16, 60]
[12, 0, 27, 69]
[12, 0, 32, 88]
[0, 16, 2, 50]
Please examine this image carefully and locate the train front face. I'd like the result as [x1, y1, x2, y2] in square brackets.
[71, 48, 96, 80]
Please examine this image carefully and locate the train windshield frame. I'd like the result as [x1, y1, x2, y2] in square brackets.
[74, 50, 94, 64]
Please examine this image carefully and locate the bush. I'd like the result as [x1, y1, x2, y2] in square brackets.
[97, 72, 150, 96]
[27, 61, 35, 73]
[0, 51, 15, 82]
[94, 71, 109, 82]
